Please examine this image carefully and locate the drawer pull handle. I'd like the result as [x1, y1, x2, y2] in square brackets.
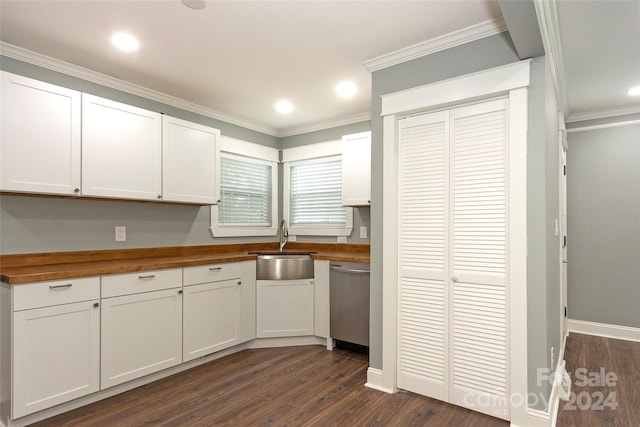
[209, 267, 222, 271]
[138, 274, 156, 279]
[49, 283, 73, 289]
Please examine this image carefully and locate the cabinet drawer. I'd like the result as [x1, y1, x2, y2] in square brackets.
[13, 277, 100, 311]
[102, 268, 182, 298]
[183, 262, 244, 286]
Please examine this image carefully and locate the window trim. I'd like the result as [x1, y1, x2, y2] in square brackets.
[210, 136, 278, 237]
[282, 141, 353, 237]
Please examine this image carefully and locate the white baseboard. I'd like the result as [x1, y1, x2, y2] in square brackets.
[525, 408, 552, 426]
[247, 336, 326, 349]
[522, 329, 568, 427]
[568, 319, 640, 342]
[364, 368, 395, 394]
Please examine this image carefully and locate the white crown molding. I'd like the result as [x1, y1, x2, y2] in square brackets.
[534, 0, 569, 116]
[567, 119, 640, 134]
[362, 17, 507, 72]
[0, 41, 280, 137]
[567, 105, 640, 124]
[276, 111, 371, 138]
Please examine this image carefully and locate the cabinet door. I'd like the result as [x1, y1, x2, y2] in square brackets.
[342, 131, 371, 206]
[162, 115, 218, 204]
[239, 261, 256, 343]
[13, 300, 100, 418]
[101, 289, 182, 389]
[1, 71, 81, 195]
[82, 94, 162, 200]
[313, 260, 330, 339]
[183, 279, 240, 362]
[256, 279, 314, 338]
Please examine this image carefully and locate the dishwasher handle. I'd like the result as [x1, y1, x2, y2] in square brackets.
[330, 266, 370, 274]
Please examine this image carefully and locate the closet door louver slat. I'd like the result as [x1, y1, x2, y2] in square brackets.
[450, 100, 509, 417]
[397, 98, 510, 421]
[397, 112, 449, 401]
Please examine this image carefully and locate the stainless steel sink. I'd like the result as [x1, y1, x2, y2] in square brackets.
[256, 254, 314, 280]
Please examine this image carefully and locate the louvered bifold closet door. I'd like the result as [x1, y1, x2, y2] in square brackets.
[397, 111, 450, 401]
[449, 98, 509, 420]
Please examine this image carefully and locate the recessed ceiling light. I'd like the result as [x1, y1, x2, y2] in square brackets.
[182, 0, 207, 10]
[111, 32, 139, 52]
[275, 100, 294, 114]
[336, 81, 357, 98]
[628, 86, 640, 97]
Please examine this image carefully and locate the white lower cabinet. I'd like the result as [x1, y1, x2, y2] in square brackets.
[100, 271, 183, 389]
[12, 278, 100, 419]
[182, 261, 256, 362]
[256, 279, 314, 338]
[183, 279, 241, 361]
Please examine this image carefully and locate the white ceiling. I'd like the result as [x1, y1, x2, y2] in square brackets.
[556, 0, 640, 121]
[0, 1, 638, 135]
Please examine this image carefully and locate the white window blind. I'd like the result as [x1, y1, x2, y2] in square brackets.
[289, 156, 346, 226]
[219, 154, 272, 227]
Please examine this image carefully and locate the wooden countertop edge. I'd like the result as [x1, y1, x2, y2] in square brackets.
[1, 249, 369, 285]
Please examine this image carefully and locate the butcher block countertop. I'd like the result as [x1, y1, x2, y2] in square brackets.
[0, 242, 370, 285]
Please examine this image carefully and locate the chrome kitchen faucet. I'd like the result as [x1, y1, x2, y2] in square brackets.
[279, 219, 289, 252]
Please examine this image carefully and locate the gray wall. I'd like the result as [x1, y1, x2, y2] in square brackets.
[370, 34, 561, 410]
[544, 57, 561, 404]
[566, 121, 640, 328]
[525, 56, 562, 409]
[0, 57, 370, 254]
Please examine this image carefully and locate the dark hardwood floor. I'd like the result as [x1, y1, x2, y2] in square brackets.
[556, 333, 640, 427]
[32, 345, 507, 427]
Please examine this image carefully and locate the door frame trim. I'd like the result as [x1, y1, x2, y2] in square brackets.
[381, 59, 530, 425]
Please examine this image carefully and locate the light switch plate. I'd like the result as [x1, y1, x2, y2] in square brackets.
[360, 226, 368, 239]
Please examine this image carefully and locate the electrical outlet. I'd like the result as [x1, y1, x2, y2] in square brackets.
[289, 235, 296, 242]
[360, 226, 368, 239]
[337, 236, 347, 244]
[115, 226, 126, 242]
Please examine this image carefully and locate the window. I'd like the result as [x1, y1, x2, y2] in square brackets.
[283, 141, 353, 236]
[210, 137, 278, 237]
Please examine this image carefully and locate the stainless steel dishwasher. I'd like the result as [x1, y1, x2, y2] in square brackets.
[330, 261, 370, 347]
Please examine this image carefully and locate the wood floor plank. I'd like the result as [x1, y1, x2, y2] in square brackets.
[32, 345, 507, 427]
[556, 333, 640, 427]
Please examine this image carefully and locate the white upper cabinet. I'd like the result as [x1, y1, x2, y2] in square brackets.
[162, 115, 218, 204]
[341, 131, 371, 206]
[1, 71, 81, 196]
[82, 94, 162, 201]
